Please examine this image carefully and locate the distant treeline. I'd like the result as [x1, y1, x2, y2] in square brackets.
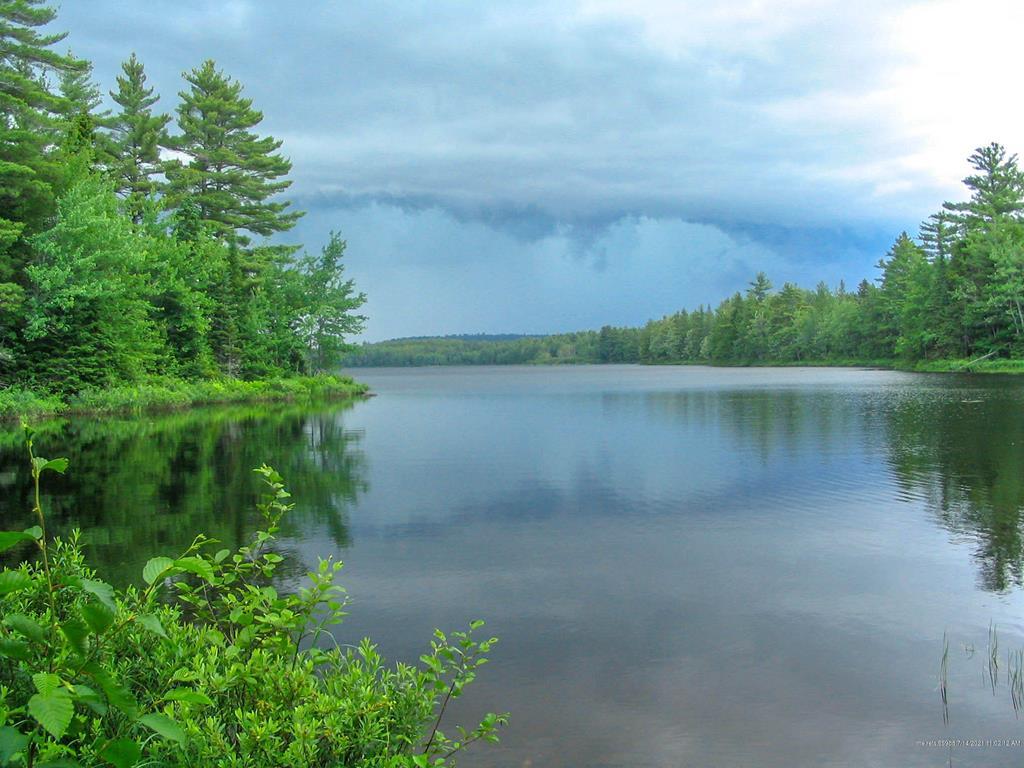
[345, 143, 1024, 368]
[343, 333, 600, 366]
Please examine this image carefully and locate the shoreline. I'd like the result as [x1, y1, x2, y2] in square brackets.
[0, 374, 371, 421]
[640, 358, 1024, 374]
[345, 358, 1024, 374]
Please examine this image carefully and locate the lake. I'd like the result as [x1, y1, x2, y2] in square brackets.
[3, 365, 1024, 766]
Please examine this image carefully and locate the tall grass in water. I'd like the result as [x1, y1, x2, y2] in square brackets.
[940, 632, 950, 726]
[941, 623, 1024, 722]
[989, 621, 999, 694]
[1008, 649, 1024, 717]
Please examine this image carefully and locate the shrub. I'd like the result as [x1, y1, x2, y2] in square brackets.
[0, 425, 505, 766]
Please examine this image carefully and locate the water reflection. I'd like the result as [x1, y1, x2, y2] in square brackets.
[615, 379, 1024, 595]
[881, 386, 1024, 593]
[0, 401, 366, 585]
[1, 373, 1022, 599]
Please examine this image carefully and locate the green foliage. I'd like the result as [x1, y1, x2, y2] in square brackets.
[0, 5, 364, 397]
[0, 374, 368, 421]
[295, 233, 367, 373]
[0, 0, 85, 283]
[344, 333, 603, 366]
[164, 59, 301, 246]
[0, 426, 506, 766]
[24, 172, 161, 391]
[106, 54, 170, 224]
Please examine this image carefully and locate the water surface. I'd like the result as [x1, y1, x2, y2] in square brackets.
[3, 365, 1024, 766]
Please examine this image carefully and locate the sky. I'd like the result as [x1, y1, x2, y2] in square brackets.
[59, 0, 1024, 340]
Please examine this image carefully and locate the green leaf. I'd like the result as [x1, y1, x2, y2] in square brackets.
[136, 613, 167, 639]
[163, 688, 213, 706]
[0, 725, 28, 763]
[5, 614, 45, 644]
[142, 557, 175, 586]
[99, 738, 141, 768]
[0, 638, 31, 661]
[0, 570, 32, 595]
[73, 684, 107, 716]
[33, 672, 61, 695]
[79, 579, 117, 612]
[173, 556, 214, 583]
[25, 526, 42, 540]
[31, 457, 69, 475]
[214, 548, 230, 563]
[137, 713, 185, 743]
[84, 664, 138, 720]
[81, 602, 115, 635]
[28, 689, 74, 739]
[61, 616, 90, 656]
[0, 530, 35, 553]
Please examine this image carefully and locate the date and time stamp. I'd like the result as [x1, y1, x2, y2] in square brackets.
[917, 738, 1024, 749]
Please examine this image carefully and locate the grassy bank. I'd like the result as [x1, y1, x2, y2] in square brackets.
[902, 358, 1024, 374]
[644, 357, 1024, 373]
[0, 374, 369, 420]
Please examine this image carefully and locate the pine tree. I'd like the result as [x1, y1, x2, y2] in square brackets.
[165, 59, 302, 246]
[0, 0, 83, 282]
[944, 143, 1024, 225]
[919, 211, 960, 263]
[747, 272, 772, 301]
[208, 240, 248, 376]
[58, 52, 107, 121]
[875, 232, 927, 354]
[108, 53, 171, 223]
[25, 172, 161, 391]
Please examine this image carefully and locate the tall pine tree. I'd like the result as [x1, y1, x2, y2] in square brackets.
[0, 0, 83, 283]
[165, 59, 301, 246]
[919, 211, 960, 263]
[944, 143, 1024, 225]
[108, 53, 170, 223]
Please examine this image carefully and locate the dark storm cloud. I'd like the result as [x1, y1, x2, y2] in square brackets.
[57, 0, 977, 338]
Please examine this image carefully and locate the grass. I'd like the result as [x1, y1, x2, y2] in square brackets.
[0, 374, 369, 421]
[908, 358, 1024, 374]
[940, 623, 1024, 723]
[649, 357, 1024, 374]
[941, 631, 950, 725]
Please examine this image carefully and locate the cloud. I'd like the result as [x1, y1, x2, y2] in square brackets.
[57, 0, 1008, 337]
[293, 202, 877, 340]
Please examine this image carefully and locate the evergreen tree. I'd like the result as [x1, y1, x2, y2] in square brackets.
[919, 211, 960, 262]
[107, 53, 170, 222]
[944, 143, 1024, 225]
[982, 219, 1024, 353]
[24, 171, 161, 391]
[747, 272, 772, 301]
[207, 240, 248, 376]
[165, 59, 302, 246]
[0, 0, 83, 283]
[58, 51, 107, 122]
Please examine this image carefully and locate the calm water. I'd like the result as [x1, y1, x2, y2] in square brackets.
[3, 365, 1024, 766]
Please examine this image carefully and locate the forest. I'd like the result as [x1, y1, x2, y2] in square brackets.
[0, 2, 366, 405]
[345, 143, 1024, 370]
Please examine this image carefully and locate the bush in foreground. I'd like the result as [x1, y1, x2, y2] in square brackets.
[0, 426, 505, 766]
